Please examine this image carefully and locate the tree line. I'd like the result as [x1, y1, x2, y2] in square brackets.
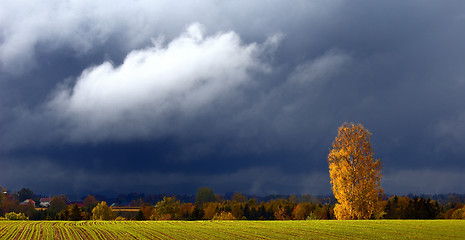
[1, 186, 465, 220]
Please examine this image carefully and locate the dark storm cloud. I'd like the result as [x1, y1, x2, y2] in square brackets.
[1, 0, 465, 195]
[1, 155, 331, 196]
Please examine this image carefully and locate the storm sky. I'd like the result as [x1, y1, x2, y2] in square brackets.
[1, 0, 465, 196]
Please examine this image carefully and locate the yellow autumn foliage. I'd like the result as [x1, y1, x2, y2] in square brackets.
[328, 123, 383, 220]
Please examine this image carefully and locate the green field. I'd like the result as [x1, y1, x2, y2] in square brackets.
[0, 220, 464, 239]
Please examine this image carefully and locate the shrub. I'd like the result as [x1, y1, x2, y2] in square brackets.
[151, 197, 180, 220]
[306, 212, 320, 220]
[115, 216, 127, 221]
[274, 207, 290, 220]
[212, 211, 236, 220]
[451, 207, 465, 219]
[92, 201, 115, 220]
[5, 212, 29, 220]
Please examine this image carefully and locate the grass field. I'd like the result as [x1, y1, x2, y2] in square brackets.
[0, 220, 464, 239]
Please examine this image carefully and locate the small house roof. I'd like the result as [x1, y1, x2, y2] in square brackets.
[20, 199, 36, 205]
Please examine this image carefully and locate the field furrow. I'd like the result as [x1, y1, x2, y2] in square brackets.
[0, 220, 464, 239]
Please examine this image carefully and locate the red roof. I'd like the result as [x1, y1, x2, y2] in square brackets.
[40, 197, 51, 202]
[20, 199, 36, 205]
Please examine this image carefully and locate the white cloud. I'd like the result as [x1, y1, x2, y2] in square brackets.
[46, 23, 279, 143]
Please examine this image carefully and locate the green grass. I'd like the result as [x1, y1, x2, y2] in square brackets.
[0, 220, 464, 239]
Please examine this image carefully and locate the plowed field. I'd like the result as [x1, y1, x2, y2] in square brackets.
[0, 220, 463, 239]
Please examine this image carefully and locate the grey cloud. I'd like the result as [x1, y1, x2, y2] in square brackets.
[0, 0, 321, 75]
[433, 112, 465, 158]
[0, 156, 330, 195]
[1, 0, 465, 195]
[288, 49, 351, 84]
[383, 169, 465, 195]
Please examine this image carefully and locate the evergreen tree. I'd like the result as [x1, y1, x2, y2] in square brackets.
[191, 203, 204, 220]
[135, 210, 145, 221]
[69, 204, 82, 221]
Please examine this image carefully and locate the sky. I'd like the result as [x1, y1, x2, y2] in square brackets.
[1, 0, 465, 197]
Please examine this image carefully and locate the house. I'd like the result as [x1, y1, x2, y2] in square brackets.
[39, 197, 51, 207]
[20, 199, 36, 206]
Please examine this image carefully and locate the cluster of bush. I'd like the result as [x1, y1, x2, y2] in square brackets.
[1, 187, 465, 221]
[0, 212, 28, 220]
[130, 196, 334, 221]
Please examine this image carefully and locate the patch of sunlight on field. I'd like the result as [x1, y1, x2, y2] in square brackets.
[0, 220, 464, 240]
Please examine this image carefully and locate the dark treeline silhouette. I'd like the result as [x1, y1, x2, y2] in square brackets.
[1, 186, 465, 220]
[384, 196, 441, 219]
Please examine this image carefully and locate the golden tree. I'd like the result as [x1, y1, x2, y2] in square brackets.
[328, 123, 383, 220]
[91, 201, 115, 220]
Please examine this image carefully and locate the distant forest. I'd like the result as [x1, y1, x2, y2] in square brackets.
[1, 187, 465, 220]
